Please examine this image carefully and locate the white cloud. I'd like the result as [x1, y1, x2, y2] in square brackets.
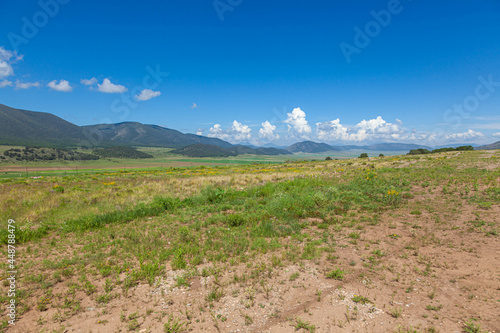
[0, 61, 14, 79]
[259, 121, 279, 140]
[231, 120, 252, 142]
[316, 118, 350, 141]
[135, 89, 161, 101]
[316, 116, 405, 142]
[0, 47, 22, 79]
[0, 80, 12, 88]
[446, 129, 484, 141]
[208, 124, 230, 141]
[196, 129, 203, 136]
[97, 78, 127, 93]
[191, 103, 199, 109]
[47, 79, 73, 92]
[15, 81, 40, 89]
[284, 107, 311, 139]
[208, 121, 252, 142]
[493, 132, 500, 138]
[81, 77, 97, 86]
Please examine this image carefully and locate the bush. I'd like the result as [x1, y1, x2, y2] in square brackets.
[359, 153, 368, 158]
[225, 214, 245, 227]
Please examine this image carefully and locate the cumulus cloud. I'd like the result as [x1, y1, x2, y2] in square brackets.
[97, 78, 127, 93]
[316, 118, 350, 141]
[208, 121, 252, 142]
[135, 89, 161, 101]
[0, 80, 12, 88]
[259, 121, 280, 140]
[493, 132, 500, 138]
[81, 77, 97, 86]
[191, 103, 199, 109]
[316, 116, 405, 142]
[285, 107, 311, 139]
[196, 129, 203, 136]
[15, 81, 40, 89]
[208, 124, 230, 141]
[446, 129, 484, 141]
[354, 116, 405, 141]
[0, 47, 22, 79]
[48, 79, 73, 92]
[230, 121, 252, 141]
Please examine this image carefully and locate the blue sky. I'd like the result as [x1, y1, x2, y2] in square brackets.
[1, 0, 500, 146]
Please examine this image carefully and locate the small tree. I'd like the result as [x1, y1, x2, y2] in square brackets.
[325, 156, 332, 161]
[379, 153, 384, 157]
[359, 153, 368, 158]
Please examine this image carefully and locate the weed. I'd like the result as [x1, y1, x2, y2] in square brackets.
[326, 267, 345, 280]
[294, 317, 315, 332]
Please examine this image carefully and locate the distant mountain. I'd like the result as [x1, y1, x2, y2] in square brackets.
[475, 141, 500, 150]
[93, 146, 153, 159]
[171, 144, 291, 157]
[0, 104, 89, 147]
[229, 145, 291, 156]
[0, 104, 235, 149]
[83, 122, 233, 148]
[285, 141, 338, 153]
[434, 143, 478, 149]
[366, 143, 431, 151]
[170, 144, 237, 157]
[238, 142, 258, 148]
[285, 141, 433, 153]
[261, 143, 287, 149]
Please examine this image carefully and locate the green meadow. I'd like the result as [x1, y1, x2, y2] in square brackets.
[0, 150, 498, 332]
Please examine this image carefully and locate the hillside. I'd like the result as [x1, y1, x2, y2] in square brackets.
[476, 140, 500, 150]
[366, 143, 431, 151]
[285, 141, 337, 153]
[93, 146, 153, 159]
[0, 104, 237, 149]
[171, 144, 291, 157]
[170, 144, 238, 157]
[285, 141, 433, 153]
[228, 145, 291, 156]
[83, 122, 233, 149]
[1, 147, 99, 162]
[0, 104, 89, 147]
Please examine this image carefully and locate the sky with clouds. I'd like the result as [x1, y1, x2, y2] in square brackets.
[0, 0, 500, 146]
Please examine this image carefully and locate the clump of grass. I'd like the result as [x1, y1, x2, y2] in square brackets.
[425, 304, 443, 311]
[163, 315, 186, 333]
[463, 318, 483, 333]
[389, 307, 402, 318]
[351, 295, 371, 304]
[326, 267, 345, 280]
[294, 317, 315, 332]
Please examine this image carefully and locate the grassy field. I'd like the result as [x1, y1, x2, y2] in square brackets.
[0, 150, 499, 332]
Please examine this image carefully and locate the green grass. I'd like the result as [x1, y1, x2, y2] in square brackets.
[0, 149, 498, 331]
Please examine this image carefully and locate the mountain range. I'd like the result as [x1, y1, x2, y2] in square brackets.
[0, 103, 496, 156]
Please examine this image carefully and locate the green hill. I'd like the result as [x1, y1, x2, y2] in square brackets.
[171, 144, 291, 157]
[171, 144, 238, 157]
[1, 147, 99, 162]
[475, 141, 500, 150]
[285, 141, 337, 153]
[229, 145, 291, 156]
[83, 122, 233, 148]
[0, 104, 89, 147]
[93, 146, 153, 159]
